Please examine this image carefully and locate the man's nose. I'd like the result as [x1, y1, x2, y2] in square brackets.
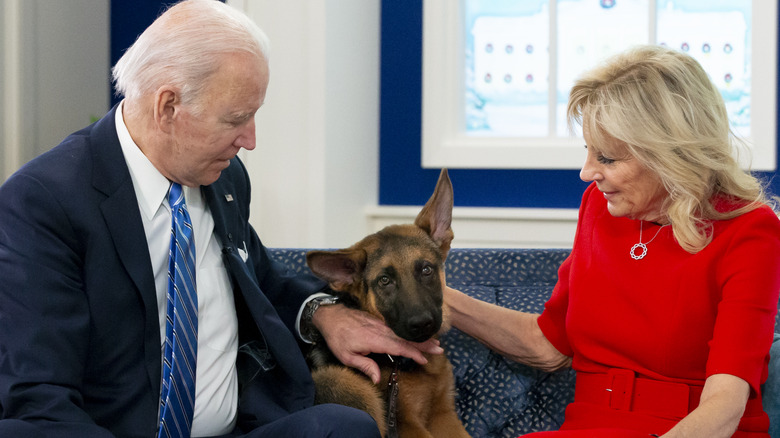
[235, 119, 257, 151]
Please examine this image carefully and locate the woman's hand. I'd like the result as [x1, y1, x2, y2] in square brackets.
[312, 304, 444, 384]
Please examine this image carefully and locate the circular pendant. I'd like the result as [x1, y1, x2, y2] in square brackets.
[630, 243, 647, 260]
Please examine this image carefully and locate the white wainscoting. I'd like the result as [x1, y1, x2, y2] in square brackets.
[365, 206, 578, 249]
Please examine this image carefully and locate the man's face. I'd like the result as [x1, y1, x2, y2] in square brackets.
[165, 53, 268, 187]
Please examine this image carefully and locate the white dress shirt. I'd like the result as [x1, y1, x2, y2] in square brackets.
[115, 102, 238, 436]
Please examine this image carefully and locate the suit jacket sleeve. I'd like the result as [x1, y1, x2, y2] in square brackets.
[0, 107, 161, 437]
[0, 165, 117, 437]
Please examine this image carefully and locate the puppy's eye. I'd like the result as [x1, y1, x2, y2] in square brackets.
[421, 265, 433, 276]
[378, 275, 391, 286]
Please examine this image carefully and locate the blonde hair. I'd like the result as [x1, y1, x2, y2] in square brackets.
[112, 0, 270, 113]
[568, 45, 771, 253]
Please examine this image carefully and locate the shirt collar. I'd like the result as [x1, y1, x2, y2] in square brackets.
[115, 100, 171, 220]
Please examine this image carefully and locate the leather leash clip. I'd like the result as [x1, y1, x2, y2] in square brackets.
[386, 355, 401, 438]
[606, 368, 635, 411]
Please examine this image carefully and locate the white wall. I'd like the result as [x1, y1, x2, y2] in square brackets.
[229, 0, 381, 249]
[1, 0, 109, 181]
[230, 0, 577, 249]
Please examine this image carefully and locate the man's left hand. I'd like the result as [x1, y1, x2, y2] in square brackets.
[312, 304, 444, 384]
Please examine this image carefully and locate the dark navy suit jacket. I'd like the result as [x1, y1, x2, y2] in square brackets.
[0, 106, 324, 437]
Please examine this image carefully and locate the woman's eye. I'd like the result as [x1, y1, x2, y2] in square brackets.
[586, 145, 616, 165]
[597, 154, 616, 165]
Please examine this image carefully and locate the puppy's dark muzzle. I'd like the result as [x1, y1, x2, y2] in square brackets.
[394, 312, 442, 343]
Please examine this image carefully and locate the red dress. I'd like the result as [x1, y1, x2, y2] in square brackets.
[529, 183, 780, 437]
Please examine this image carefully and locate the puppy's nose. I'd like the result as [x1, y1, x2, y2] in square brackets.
[408, 314, 436, 339]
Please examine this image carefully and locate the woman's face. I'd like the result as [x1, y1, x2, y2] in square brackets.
[579, 125, 668, 223]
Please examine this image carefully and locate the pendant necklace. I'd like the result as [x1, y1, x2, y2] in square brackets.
[630, 221, 670, 260]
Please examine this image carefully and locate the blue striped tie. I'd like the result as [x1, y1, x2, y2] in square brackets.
[158, 183, 198, 438]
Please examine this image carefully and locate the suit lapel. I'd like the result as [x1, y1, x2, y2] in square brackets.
[202, 176, 246, 250]
[89, 105, 162, 394]
[204, 172, 315, 410]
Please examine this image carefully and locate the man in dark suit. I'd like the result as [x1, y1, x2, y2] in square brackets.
[0, 1, 441, 437]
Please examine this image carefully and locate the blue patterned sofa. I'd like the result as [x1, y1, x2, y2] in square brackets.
[269, 248, 780, 438]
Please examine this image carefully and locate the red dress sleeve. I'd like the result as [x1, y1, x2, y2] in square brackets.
[706, 204, 780, 395]
[537, 184, 599, 358]
[537, 255, 574, 357]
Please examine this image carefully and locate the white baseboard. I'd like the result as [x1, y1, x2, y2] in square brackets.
[365, 206, 578, 248]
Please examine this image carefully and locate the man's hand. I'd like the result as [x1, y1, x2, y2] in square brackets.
[312, 304, 444, 384]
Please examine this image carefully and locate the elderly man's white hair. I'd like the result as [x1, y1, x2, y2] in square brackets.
[112, 0, 270, 110]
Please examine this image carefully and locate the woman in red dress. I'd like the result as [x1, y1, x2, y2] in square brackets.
[445, 45, 780, 438]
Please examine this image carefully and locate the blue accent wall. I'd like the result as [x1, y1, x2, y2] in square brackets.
[109, 0, 225, 107]
[110, 0, 172, 107]
[379, 0, 780, 208]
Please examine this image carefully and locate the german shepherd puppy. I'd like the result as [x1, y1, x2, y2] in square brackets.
[305, 169, 470, 438]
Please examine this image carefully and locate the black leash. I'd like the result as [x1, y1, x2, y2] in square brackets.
[386, 355, 401, 438]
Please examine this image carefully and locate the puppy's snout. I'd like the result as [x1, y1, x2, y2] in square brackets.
[407, 314, 437, 341]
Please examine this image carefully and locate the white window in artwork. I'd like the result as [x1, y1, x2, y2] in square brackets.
[422, 0, 776, 171]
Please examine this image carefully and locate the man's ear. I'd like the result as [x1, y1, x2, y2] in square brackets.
[153, 88, 179, 133]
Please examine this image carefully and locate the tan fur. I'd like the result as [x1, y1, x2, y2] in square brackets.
[306, 169, 470, 438]
[312, 365, 386, 432]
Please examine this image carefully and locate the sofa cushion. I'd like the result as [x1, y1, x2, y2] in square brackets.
[765, 333, 780, 438]
[442, 249, 575, 436]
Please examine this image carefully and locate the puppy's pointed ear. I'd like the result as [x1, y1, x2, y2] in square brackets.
[306, 249, 367, 291]
[414, 168, 454, 255]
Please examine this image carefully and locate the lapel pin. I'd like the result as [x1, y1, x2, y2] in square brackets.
[225, 194, 234, 202]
